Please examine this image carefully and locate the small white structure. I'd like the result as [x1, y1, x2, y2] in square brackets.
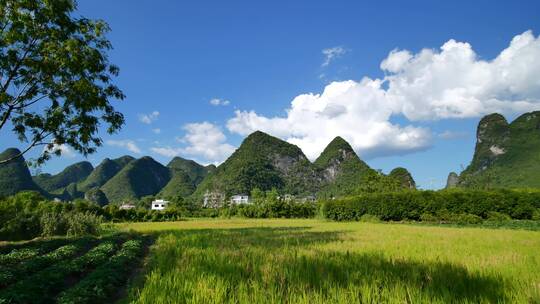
[119, 203, 136, 210]
[151, 199, 169, 211]
[230, 194, 250, 205]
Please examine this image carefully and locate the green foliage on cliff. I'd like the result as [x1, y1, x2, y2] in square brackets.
[193, 131, 320, 198]
[33, 161, 93, 193]
[0, 148, 43, 197]
[78, 156, 134, 192]
[101, 157, 171, 203]
[460, 111, 540, 189]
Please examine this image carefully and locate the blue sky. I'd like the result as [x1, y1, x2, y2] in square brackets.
[2, 0, 540, 189]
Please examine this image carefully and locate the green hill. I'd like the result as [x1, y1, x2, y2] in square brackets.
[33, 161, 93, 193]
[100, 156, 171, 202]
[0, 148, 43, 197]
[389, 167, 416, 189]
[78, 156, 134, 191]
[315, 137, 377, 198]
[459, 111, 540, 188]
[193, 131, 322, 197]
[158, 157, 213, 198]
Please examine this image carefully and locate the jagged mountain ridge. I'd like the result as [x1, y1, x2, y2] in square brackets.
[1, 130, 414, 202]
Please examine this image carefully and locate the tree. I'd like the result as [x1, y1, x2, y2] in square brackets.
[0, 0, 124, 165]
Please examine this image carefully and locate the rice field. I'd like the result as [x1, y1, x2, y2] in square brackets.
[119, 219, 540, 303]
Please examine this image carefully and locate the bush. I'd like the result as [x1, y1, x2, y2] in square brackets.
[486, 211, 511, 222]
[533, 209, 540, 221]
[359, 214, 380, 223]
[452, 213, 483, 225]
[66, 212, 103, 237]
[322, 189, 540, 222]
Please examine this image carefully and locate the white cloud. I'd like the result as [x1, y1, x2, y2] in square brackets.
[322, 46, 347, 67]
[180, 122, 235, 163]
[44, 144, 76, 158]
[106, 140, 142, 154]
[151, 122, 235, 164]
[138, 111, 160, 124]
[227, 31, 540, 160]
[209, 98, 230, 106]
[150, 147, 182, 158]
[152, 128, 161, 134]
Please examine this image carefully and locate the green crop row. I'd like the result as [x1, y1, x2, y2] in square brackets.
[0, 238, 71, 264]
[57, 238, 145, 304]
[0, 239, 119, 303]
[0, 238, 93, 288]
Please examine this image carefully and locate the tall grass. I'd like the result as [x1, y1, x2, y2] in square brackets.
[122, 219, 540, 303]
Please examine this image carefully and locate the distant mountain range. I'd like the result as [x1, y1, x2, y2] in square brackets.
[0, 131, 415, 204]
[448, 111, 540, 189]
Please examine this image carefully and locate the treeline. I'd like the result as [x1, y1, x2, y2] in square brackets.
[0, 192, 202, 241]
[322, 189, 540, 222]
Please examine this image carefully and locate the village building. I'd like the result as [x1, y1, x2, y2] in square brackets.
[203, 191, 225, 208]
[230, 194, 250, 205]
[151, 199, 169, 211]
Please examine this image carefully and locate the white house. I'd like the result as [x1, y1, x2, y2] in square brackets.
[230, 194, 250, 205]
[151, 199, 169, 211]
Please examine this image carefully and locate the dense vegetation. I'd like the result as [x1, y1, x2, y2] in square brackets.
[33, 161, 94, 193]
[0, 149, 42, 197]
[1, 132, 413, 204]
[194, 131, 323, 197]
[100, 156, 171, 202]
[322, 189, 540, 222]
[459, 111, 540, 188]
[78, 156, 134, 192]
[0, 233, 148, 304]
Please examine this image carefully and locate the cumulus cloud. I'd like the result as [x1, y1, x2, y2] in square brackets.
[209, 98, 230, 106]
[322, 46, 347, 67]
[151, 122, 235, 164]
[106, 140, 142, 154]
[44, 144, 76, 158]
[138, 111, 160, 124]
[227, 31, 540, 160]
[152, 128, 161, 134]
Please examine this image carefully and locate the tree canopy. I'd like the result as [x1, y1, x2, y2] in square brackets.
[0, 0, 124, 165]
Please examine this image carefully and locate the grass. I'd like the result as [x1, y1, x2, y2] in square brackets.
[119, 219, 540, 303]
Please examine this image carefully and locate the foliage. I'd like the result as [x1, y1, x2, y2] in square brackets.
[459, 111, 540, 189]
[193, 131, 321, 198]
[322, 189, 540, 222]
[78, 156, 134, 191]
[0, 148, 42, 197]
[0, 191, 103, 240]
[57, 238, 145, 304]
[0, 0, 124, 165]
[388, 167, 416, 189]
[100, 156, 171, 203]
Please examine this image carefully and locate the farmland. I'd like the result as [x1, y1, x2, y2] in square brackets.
[0, 233, 148, 304]
[2, 219, 539, 303]
[119, 219, 540, 303]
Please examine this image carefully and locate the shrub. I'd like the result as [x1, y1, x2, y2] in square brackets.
[322, 189, 540, 223]
[359, 214, 381, 223]
[486, 211, 511, 222]
[66, 212, 103, 237]
[452, 213, 483, 225]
